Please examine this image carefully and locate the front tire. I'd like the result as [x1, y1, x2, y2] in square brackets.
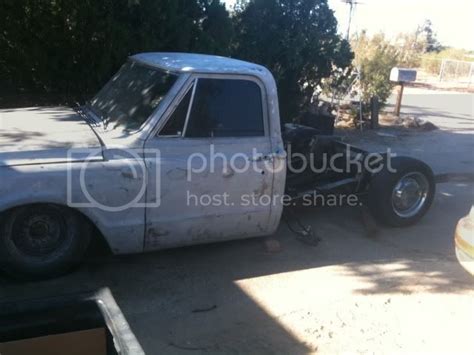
[0, 204, 91, 279]
[368, 157, 435, 227]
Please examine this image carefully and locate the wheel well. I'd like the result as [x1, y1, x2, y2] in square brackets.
[0, 203, 112, 254]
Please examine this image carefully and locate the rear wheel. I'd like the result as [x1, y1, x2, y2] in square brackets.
[368, 157, 435, 227]
[0, 204, 91, 279]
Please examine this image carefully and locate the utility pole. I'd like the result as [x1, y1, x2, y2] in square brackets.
[346, 0, 353, 40]
[342, 0, 363, 40]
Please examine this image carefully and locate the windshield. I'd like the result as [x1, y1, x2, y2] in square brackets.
[89, 61, 178, 131]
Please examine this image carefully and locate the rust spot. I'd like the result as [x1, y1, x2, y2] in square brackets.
[222, 168, 234, 178]
[148, 228, 170, 238]
[166, 168, 187, 180]
[253, 181, 269, 197]
[121, 171, 136, 179]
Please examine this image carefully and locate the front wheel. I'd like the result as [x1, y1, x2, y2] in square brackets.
[0, 204, 91, 279]
[368, 157, 435, 227]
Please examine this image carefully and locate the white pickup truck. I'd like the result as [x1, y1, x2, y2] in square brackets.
[0, 53, 435, 278]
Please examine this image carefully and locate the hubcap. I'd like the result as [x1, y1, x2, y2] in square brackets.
[12, 210, 66, 257]
[391, 172, 429, 218]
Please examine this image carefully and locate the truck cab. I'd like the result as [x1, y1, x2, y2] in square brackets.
[0, 53, 288, 277]
[128, 53, 287, 249]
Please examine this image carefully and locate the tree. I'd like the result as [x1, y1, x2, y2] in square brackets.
[394, 31, 426, 68]
[197, 0, 234, 56]
[1, 0, 350, 115]
[232, 0, 353, 121]
[0, 0, 234, 105]
[0, 0, 136, 98]
[417, 19, 442, 53]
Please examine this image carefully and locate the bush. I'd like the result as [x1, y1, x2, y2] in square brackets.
[352, 32, 400, 105]
[421, 48, 474, 75]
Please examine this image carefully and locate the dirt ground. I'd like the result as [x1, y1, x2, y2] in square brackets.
[0, 87, 473, 354]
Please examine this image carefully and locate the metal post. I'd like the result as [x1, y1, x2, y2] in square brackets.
[370, 96, 379, 129]
[346, 2, 353, 40]
[439, 59, 445, 82]
[356, 66, 363, 131]
[394, 83, 404, 117]
[455, 60, 460, 82]
[468, 62, 474, 88]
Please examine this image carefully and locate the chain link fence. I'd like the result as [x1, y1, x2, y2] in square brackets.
[439, 59, 474, 86]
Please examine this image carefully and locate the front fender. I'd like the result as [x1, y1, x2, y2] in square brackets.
[0, 162, 145, 254]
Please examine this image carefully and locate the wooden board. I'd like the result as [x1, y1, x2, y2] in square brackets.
[0, 327, 107, 355]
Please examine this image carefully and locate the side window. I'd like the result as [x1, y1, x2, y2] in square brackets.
[159, 88, 192, 136]
[185, 79, 265, 138]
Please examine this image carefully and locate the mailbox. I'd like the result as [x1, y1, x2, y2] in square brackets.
[390, 68, 416, 116]
[390, 67, 417, 83]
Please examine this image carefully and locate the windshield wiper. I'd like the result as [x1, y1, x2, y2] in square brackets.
[103, 115, 111, 130]
[80, 102, 109, 130]
[74, 104, 100, 127]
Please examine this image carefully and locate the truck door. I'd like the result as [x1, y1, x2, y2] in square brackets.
[144, 75, 278, 250]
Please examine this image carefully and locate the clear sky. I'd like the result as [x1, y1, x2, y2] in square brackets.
[224, 0, 474, 51]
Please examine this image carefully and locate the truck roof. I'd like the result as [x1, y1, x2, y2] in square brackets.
[131, 52, 267, 75]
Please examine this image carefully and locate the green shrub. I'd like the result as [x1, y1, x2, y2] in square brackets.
[352, 32, 400, 105]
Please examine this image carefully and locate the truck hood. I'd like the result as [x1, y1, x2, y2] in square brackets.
[0, 106, 102, 166]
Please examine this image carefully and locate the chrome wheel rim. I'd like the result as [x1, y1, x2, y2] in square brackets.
[391, 172, 429, 218]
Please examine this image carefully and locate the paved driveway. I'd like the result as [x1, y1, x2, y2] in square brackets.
[341, 88, 474, 175]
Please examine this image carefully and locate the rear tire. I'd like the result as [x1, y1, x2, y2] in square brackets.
[368, 157, 435, 227]
[0, 204, 91, 279]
